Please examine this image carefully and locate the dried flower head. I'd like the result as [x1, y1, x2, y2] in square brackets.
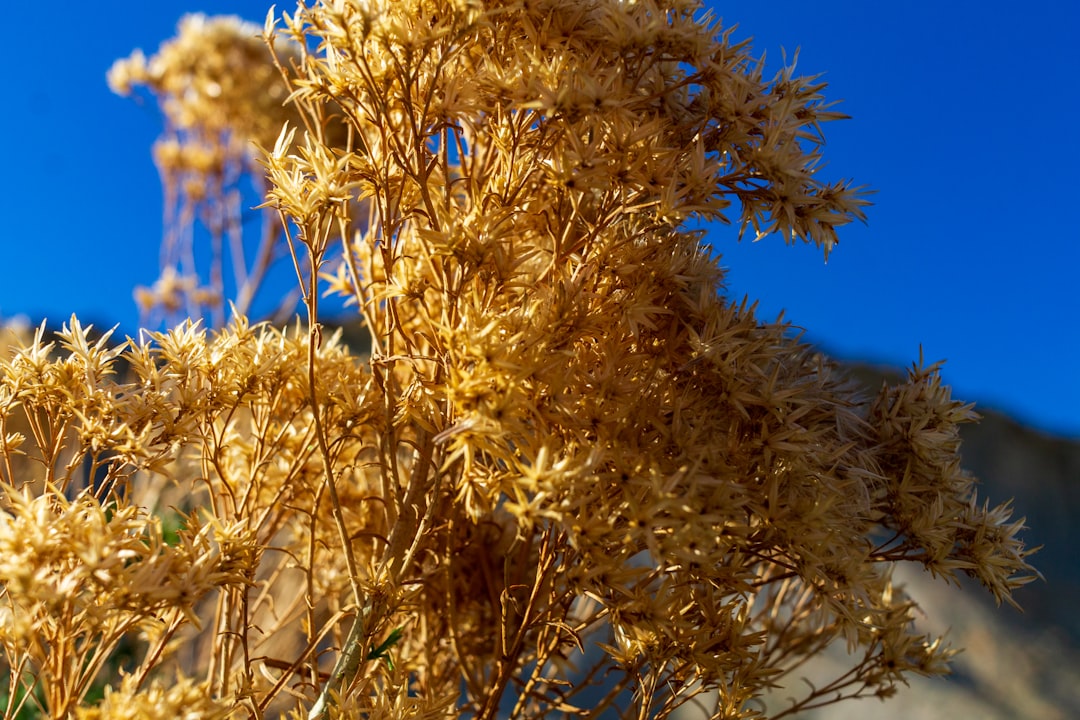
[109, 14, 313, 328]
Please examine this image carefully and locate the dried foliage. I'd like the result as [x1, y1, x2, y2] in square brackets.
[109, 14, 311, 327]
[2, 1, 1038, 719]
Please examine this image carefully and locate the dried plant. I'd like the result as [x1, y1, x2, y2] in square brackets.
[109, 13, 313, 328]
[2, 1, 1038, 719]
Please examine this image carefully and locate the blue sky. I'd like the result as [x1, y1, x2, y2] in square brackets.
[2, 1, 1077, 437]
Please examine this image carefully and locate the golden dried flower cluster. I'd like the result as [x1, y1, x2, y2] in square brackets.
[110, 14, 308, 327]
[3, 1, 1037, 719]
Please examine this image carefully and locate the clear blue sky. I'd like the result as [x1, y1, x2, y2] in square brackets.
[2, 1, 1077, 437]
